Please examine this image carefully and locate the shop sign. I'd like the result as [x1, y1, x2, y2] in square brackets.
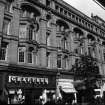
[8, 75, 48, 84]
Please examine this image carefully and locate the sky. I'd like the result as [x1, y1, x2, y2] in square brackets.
[63, 0, 105, 20]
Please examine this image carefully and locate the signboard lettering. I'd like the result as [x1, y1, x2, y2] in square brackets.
[8, 75, 48, 85]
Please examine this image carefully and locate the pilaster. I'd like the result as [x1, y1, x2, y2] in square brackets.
[0, 1, 5, 38]
[7, 2, 20, 64]
[39, 10, 47, 67]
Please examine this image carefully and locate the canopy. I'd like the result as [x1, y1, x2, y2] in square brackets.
[58, 79, 77, 93]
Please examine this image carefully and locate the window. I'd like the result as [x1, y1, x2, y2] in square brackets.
[60, 8, 63, 14]
[61, 37, 69, 50]
[56, 37, 61, 49]
[46, 52, 50, 67]
[88, 47, 92, 56]
[29, 25, 34, 41]
[2, 19, 10, 35]
[19, 24, 27, 38]
[46, 0, 51, 7]
[103, 51, 105, 61]
[63, 55, 69, 69]
[28, 47, 34, 64]
[57, 55, 62, 68]
[0, 42, 8, 61]
[46, 32, 50, 46]
[55, 5, 59, 11]
[18, 47, 26, 63]
[5, 0, 13, 13]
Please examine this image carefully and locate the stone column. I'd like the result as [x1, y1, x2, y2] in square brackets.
[7, 3, 20, 64]
[69, 28, 75, 66]
[50, 15, 57, 68]
[84, 31, 88, 55]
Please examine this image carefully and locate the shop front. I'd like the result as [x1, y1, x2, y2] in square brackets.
[5, 72, 56, 104]
[56, 73, 77, 104]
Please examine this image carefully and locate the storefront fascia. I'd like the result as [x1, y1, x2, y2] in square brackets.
[5, 72, 56, 104]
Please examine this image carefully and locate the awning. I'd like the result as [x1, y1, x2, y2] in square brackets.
[58, 79, 77, 93]
[62, 88, 76, 93]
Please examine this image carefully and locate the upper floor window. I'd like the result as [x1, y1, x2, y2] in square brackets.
[2, 19, 11, 35]
[28, 25, 35, 41]
[46, 32, 51, 46]
[57, 54, 62, 68]
[63, 55, 69, 69]
[0, 42, 8, 61]
[46, 0, 51, 7]
[61, 37, 68, 50]
[19, 24, 27, 39]
[5, 0, 13, 13]
[18, 47, 26, 63]
[103, 50, 105, 61]
[28, 47, 34, 64]
[46, 52, 50, 67]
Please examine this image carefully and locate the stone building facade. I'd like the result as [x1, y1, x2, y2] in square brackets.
[0, 0, 105, 104]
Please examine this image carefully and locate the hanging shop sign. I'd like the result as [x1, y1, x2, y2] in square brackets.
[8, 75, 48, 85]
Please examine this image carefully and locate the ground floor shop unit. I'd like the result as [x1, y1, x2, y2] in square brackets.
[56, 72, 77, 104]
[0, 64, 56, 104]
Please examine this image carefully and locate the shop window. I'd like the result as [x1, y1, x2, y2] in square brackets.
[0, 42, 8, 61]
[19, 24, 27, 39]
[57, 55, 62, 68]
[28, 47, 34, 64]
[18, 47, 26, 63]
[2, 19, 11, 35]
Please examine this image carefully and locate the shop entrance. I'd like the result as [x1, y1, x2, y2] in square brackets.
[24, 88, 42, 104]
